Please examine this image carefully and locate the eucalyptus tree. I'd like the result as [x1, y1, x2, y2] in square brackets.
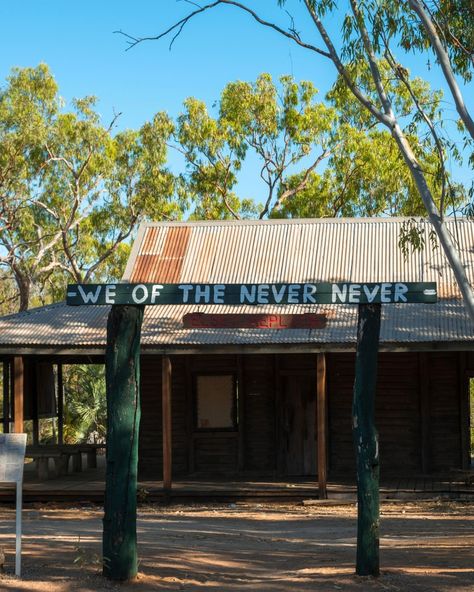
[0, 65, 180, 311]
[123, 0, 474, 321]
[170, 72, 457, 221]
[172, 73, 335, 219]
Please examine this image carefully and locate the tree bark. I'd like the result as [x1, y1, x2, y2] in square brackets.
[390, 124, 474, 323]
[12, 266, 30, 312]
[353, 303, 381, 577]
[103, 305, 144, 581]
[408, 0, 474, 141]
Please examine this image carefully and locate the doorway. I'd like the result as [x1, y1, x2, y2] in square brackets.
[279, 375, 317, 476]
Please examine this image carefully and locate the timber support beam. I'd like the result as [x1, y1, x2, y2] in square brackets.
[162, 354, 172, 494]
[13, 357, 24, 434]
[317, 353, 328, 499]
[353, 303, 381, 577]
[2, 361, 10, 433]
[103, 305, 144, 582]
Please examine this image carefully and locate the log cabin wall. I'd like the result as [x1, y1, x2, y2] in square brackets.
[138, 350, 467, 480]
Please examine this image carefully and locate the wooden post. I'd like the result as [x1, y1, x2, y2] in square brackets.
[353, 303, 381, 577]
[3, 361, 10, 433]
[162, 354, 172, 493]
[57, 364, 64, 445]
[317, 353, 328, 500]
[185, 356, 194, 474]
[237, 355, 245, 472]
[13, 357, 24, 434]
[418, 353, 431, 473]
[32, 364, 40, 445]
[103, 305, 144, 582]
[458, 352, 470, 470]
[274, 354, 282, 475]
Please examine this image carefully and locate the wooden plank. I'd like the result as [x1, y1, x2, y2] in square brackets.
[419, 353, 431, 473]
[13, 357, 24, 434]
[67, 281, 438, 306]
[353, 303, 381, 577]
[317, 353, 328, 500]
[3, 361, 10, 433]
[458, 352, 470, 470]
[162, 354, 172, 493]
[57, 364, 64, 445]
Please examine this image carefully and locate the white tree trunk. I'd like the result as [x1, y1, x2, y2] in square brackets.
[392, 122, 474, 322]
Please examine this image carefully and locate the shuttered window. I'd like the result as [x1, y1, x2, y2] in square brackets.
[196, 375, 236, 430]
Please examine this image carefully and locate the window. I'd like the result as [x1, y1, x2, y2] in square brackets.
[195, 375, 236, 430]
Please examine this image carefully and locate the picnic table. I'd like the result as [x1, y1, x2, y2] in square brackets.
[25, 443, 105, 480]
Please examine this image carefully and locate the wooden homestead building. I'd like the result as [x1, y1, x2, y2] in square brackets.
[0, 218, 473, 489]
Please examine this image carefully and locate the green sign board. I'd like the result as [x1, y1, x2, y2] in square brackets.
[67, 282, 437, 306]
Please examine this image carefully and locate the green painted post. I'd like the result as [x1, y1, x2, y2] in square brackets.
[103, 304, 144, 581]
[353, 303, 381, 577]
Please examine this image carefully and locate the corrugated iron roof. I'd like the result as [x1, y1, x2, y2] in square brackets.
[123, 218, 474, 298]
[1, 218, 474, 353]
[0, 300, 471, 352]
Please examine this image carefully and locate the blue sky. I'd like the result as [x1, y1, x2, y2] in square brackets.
[1, 1, 472, 203]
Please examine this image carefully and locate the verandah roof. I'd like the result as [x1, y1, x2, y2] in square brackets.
[0, 217, 473, 354]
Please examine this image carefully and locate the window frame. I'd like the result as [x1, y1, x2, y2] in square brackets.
[193, 372, 238, 432]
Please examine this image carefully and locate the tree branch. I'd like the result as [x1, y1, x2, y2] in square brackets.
[117, 0, 331, 58]
[408, 0, 474, 140]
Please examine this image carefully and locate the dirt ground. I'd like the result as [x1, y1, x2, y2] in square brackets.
[0, 500, 473, 592]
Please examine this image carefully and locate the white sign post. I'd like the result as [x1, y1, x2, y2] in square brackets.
[0, 434, 27, 576]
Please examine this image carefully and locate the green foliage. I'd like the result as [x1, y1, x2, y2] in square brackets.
[63, 365, 107, 443]
[0, 64, 182, 312]
[169, 69, 464, 221]
[0, 61, 469, 313]
[174, 73, 335, 219]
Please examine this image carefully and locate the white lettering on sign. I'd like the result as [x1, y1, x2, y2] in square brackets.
[332, 284, 347, 303]
[348, 284, 361, 303]
[132, 284, 149, 304]
[288, 284, 300, 304]
[303, 284, 317, 303]
[78, 285, 102, 304]
[178, 284, 193, 303]
[332, 282, 409, 303]
[241, 285, 256, 304]
[105, 284, 116, 304]
[363, 285, 380, 302]
[272, 285, 286, 303]
[394, 283, 408, 302]
[150, 284, 164, 303]
[67, 280, 431, 305]
[195, 284, 211, 303]
[381, 282, 392, 303]
[257, 284, 270, 303]
[214, 284, 225, 304]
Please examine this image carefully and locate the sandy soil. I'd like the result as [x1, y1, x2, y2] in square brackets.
[0, 500, 473, 591]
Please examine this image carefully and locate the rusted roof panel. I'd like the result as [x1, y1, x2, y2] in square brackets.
[2, 218, 474, 352]
[123, 218, 474, 293]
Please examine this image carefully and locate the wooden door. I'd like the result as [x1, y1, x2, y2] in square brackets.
[280, 375, 317, 476]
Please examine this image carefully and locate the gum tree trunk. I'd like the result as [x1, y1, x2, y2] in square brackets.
[103, 304, 144, 581]
[352, 303, 381, 576]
